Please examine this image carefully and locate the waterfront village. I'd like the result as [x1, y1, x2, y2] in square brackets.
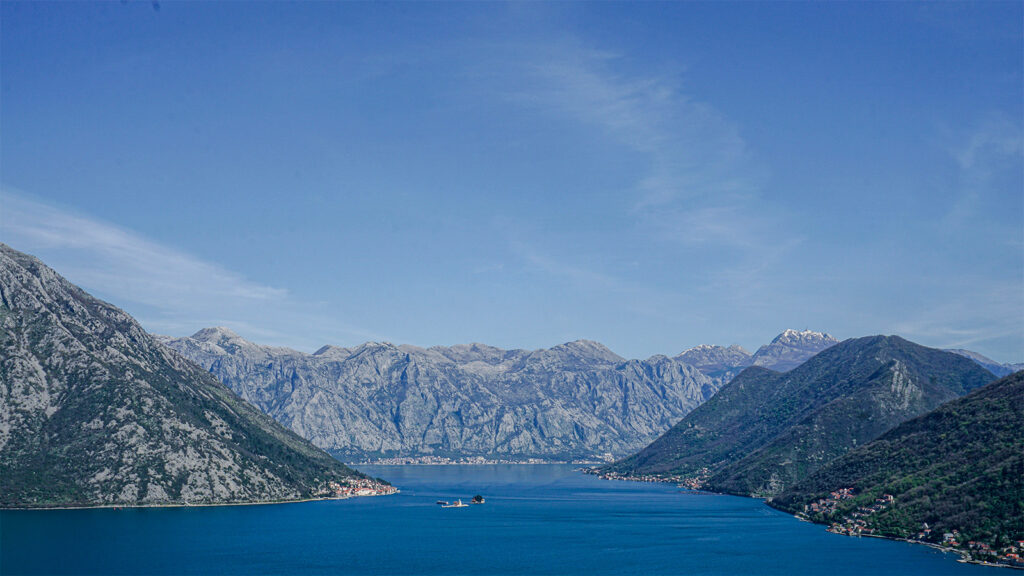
[356, 455, 608, 465]
[313, 478, 398, 499]
[800, 488, 1024, 569]
[590, 468, 711, 491]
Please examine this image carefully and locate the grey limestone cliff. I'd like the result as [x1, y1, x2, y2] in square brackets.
[161, 329, 721, 461]
[0, 244, 366, 508]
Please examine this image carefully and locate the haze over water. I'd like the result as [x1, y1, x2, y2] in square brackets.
[0, 465, 988, 575]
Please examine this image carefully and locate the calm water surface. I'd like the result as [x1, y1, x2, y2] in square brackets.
[1, 464, 986, 575]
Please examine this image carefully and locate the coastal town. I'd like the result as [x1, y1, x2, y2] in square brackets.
[799, 488, 1024, 569]
[588, 468, 712, 491]
[356, 455, 604, 465]
[313, 478, 398, 499]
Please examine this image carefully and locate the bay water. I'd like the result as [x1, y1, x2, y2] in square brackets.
[0, 464, 986, 575]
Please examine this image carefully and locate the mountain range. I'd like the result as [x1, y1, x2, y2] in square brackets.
[675, 329, 839, 387]
[603, 335, 996, 496]
[159, 327, 842, 462]
[160, 329, 717, 461]
[0, 244, 369, 508]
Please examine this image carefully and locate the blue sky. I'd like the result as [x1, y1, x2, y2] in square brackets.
[1, 2, 1021, 362]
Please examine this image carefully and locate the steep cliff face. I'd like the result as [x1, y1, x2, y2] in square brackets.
[161, 330, 720, 461]
[0, 244, 365, 508]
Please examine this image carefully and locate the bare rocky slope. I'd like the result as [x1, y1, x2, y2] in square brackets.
[161, 329, 723, 461]
[0, 244, 367, 508]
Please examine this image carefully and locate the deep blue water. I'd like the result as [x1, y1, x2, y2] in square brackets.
[0, 464, 987, 575]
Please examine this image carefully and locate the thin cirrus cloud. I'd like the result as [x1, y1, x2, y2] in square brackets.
[505, 42, 790, 255]
[0, 189, 377, 350]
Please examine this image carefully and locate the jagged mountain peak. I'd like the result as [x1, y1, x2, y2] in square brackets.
[164, 330, 719, 461]
[751, 329, 839, 372]
[770, 329, 836, 345]
[682, 343, 750, 354]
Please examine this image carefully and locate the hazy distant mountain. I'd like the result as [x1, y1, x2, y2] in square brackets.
[604, 335, 995, 497]
[0, 244, 366, 508]
[674, 329, 836, 387]
[773, 371, 1023, 552]
[675, 344, 751, 388]
[161, 329, 721, 461]
[946, 349, 1022, 378]
[750, 329, 839, 372]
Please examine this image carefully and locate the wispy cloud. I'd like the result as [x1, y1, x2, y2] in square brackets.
[890, 281, 1023, 360]
[505, 42, 791, 254]
[0, 189, 379, 350]
[942, 114, 1024, 230]
[491, 40, 802, 313]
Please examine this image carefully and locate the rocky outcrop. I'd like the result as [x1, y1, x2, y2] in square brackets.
[0, 244, 366, 508]
[161, 330, 721, 461]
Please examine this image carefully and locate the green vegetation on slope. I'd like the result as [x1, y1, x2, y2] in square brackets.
[604, 336, 995, 496]
[772, 371, 1024, 554]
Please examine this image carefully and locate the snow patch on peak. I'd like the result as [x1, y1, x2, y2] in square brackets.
[772, 329, 836, 344]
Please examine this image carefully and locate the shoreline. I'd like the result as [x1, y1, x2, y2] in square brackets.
[1, 490, 399, 512]
[591, 472, 1022, 570]
[354, 460, 605, 466]
[825, 524, 1022, 571]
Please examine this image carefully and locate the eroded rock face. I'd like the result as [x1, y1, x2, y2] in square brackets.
[161, 330, 721, 461]
[0, 244, 363, 508]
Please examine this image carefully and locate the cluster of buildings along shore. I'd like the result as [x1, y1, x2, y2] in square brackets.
[592, 473, 1024, 569]
[313, 478, 397, 498]
[800, 488, 1024, 568]
[354, 455, 607, 465]
[589, 469, 711, 491]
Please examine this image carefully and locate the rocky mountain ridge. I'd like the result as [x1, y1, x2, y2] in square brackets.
[0, 244, 368, 508]
[674, 329, 838, 386]
[161, 328, 721, 461]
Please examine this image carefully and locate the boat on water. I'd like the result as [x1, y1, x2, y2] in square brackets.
[471, 495, 485, 504]
[441, 500, 468, 508]
[436, 500, 449, 506]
